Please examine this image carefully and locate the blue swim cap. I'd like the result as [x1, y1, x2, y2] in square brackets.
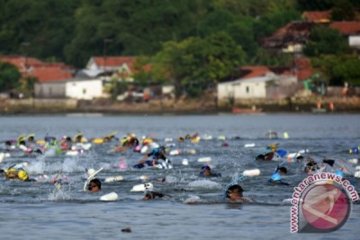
[276, 149, 287, 158]
[271, 172, 282, 181]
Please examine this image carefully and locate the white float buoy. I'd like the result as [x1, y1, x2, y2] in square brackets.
[348, 158, 358, 165]
[217, 136, 226, 141]
[242, 169, 261, 177]
[244, 143, 255, 148]
[100, 192, 118, 201]
[198, 157, 211, 163]
[283, 132, 289, 139]
[169, 149, 180, 156]
[130, 182, 153, 192]
[182, 159, 189, 166]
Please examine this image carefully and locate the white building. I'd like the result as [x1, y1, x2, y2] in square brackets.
[84, 56, 136, 82]
[349, 36, 360, 49]
[217, 70, 298, 105]
[65, 78, 107, 100]
[35, 81, 66, 98]
[218, 73, 276, 100]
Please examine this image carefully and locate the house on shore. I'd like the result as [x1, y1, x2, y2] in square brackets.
[32, 64, 74, 98]
[84, 56, 138, 82]
[262, 21, 313, 53]
[0, 55, 74, 98]
[302, 10, 331, 23]
[329, 21, 360, 49]
[64, 74, 106, 100]
[217, 66, 298, 106]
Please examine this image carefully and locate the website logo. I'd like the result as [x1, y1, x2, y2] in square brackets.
[290, 172, 359, 233]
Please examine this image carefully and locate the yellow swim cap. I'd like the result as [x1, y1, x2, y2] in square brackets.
[143, 138, 153, 145]
[5, 168, 18, 179]
[17, 169, 29, 181]
[120, 137, 128, 146]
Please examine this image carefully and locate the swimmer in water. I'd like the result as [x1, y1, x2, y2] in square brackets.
[304, 158, 319, 174]
[134, 145, 171, 169]
[199, 165, 221, 177]
[87, 178, 101, 193]
[225, 184, 253, 203]
[3, 167, 33, 181]
[143, 191, 165, 200]
[268, 167, 289, 185]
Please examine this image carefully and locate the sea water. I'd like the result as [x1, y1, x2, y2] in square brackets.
[0, 114, 359, 240]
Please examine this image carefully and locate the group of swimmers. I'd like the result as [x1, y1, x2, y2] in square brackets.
[1, 132, 355, 204]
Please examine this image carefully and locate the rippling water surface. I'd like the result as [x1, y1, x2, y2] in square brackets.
[0, 114, 359, 240]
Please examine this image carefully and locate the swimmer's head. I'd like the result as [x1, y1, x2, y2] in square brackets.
[88, 178, 101, 192]
[143, 191, 164, 200]
[201, 165, 212, 176]
[277, 167, 287, 175]
[17, 169, 29, 181]
[226, 184, 244, 200]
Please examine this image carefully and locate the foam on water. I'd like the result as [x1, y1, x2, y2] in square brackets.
[26, 160, 46, 174]
[183, 195, 202, 204]
[62, 158, 85, 173]
[188, 180, 221, 189]
[48, 188, 71, 201]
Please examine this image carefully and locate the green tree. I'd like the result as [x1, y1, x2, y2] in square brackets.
[65, 0, 211, 67]
[312, 55, 360, 86]
[153, 32, 245, 97]
[331, 0, 355, 20]
[197, 9, 235, 37]
[296, 0, 335, 11]
[253, 8, 300, 42]
[253, 48, 293, 66]
[0, 0, 78, 60]
[18, 76, 37, 97]
[132, 56, 157, 87]
[304, 26, 349, 56]
[333, 58, 360, 86]
[227, 20, 258, 61]
[0, 62, 21, 91]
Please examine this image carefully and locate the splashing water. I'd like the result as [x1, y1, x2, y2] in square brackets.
[188, 179, 222, 189]
[26, 160, 46, 174]
[48, 183, 71, 201]
[62, 158, 85, 173]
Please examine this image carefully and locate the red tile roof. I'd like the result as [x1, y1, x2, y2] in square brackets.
[240, 66, 271, 79]
[0, 55, 43, 72]
[330, 21, 360, 35]
[303, 11, 331, 23]
[295, 57, 313, 81]
[90, 56, 152, 74]
[262, 22, 313, 49]
[92, 56, 135, 69]
[0, 55, 73, 82]
[30, 66, 73, 83]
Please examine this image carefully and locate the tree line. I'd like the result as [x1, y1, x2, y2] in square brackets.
[0, 0, 359, 97]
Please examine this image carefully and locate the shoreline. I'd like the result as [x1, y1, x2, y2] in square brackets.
[0, 97, 359, 115]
